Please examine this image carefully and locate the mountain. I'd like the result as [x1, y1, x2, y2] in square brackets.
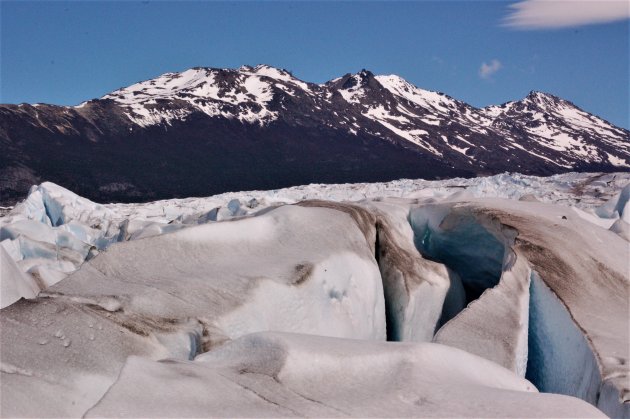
[1, 64, 628, 205]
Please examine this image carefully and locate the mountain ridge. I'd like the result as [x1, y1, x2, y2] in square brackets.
[1, 64, 628, 205]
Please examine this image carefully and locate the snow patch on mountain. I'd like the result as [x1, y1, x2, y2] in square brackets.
[363, 105, 439, 154]
[375, 75, 456, 115]
[240, 64, 311, 92]
[103, 67, 280, 126]
[482, 92, 629, 166]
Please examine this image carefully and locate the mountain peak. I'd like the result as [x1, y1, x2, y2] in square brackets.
[239, 63, 285, 73]
[524, 90, 564, 106]
[339, 69, 379, 90]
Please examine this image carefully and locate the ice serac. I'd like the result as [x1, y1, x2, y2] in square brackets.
[420, 198, 629, 417]
[86, 332, 604, 418]
[409, 203, 530, 376]
[0, 204, 385, 417]
[498, 199, 630, 418]
[527, 271, 601, 405]
[363, 199, 463, 342]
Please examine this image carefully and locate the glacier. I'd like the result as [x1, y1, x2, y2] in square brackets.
[86, 332, 603, 418]
[0, 171, 628, 417]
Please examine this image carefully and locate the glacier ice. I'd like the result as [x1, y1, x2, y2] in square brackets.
[0, 245, 39, 307]
[0, 171, 628, 417]
[1, 204, 387, 417]
[527, 271, 600, 404]
[86, 332, 604, 418]
[432, 197, 629, 418]
[369, 200, 463, 342]
[409, 204, 530, 376]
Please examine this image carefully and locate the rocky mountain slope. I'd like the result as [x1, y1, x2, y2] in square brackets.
[1, 65, 628, 204]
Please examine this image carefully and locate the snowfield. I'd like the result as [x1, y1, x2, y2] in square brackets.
[1, 172, 628, 417]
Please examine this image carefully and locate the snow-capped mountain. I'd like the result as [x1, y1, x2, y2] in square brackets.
[1, 64, 628, 204]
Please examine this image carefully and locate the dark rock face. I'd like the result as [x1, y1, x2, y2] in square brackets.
[1, 65, 628, 205]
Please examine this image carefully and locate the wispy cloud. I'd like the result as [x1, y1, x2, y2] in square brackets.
[430, 56, 445, 65]
[479, 59, 502, 80]
[503, 0, 630, 29]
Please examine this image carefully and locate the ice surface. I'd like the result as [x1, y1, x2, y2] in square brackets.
[1, 172, 628, 417]
[367, 200, 459, 342]
[1, 173, 627, 311]
[527, 271, 601, 404]
[86, 332, 603, 418]
[0, 245, 39, 308]
[410, 204, 530, 376]
[438, 197, 629, 417]
[1, 204, 387, 417]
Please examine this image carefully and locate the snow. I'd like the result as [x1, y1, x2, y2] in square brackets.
[608, 152, 629, 167]
[241, 64, 311, 92]
[481, 93, 630, 166]
[92, 66, 629, 171]
[441, 135, 471, 157]
[103, 67, 280, 126]
[338, 86, 365, 104]
[510, 141, 573, 167]
[554, 105, 627, 141]
[362, 107, 437, 154]
[526, 128, 596, 159]
[364, 105, 411, 124]
[375, 74, 454, 114]
[242, 75, 274, 103]
[421, 117, 441, 126]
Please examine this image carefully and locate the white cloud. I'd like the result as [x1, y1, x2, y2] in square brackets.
[503, 0, 630, 29]
[479, 59, 503, 79]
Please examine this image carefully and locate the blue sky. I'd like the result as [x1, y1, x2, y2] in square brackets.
[1, 1, 628, 128]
